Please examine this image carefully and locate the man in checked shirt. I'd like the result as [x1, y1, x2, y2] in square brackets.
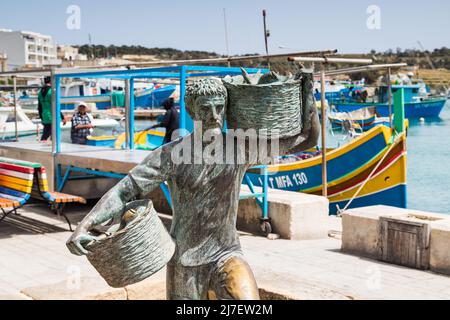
[71, 102, 94, 145]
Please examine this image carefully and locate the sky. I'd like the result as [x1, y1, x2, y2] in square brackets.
[0, 0, 449, 55]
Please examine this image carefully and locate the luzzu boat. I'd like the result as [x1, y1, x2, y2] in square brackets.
[333, 85, 446, 118]
[87, 129, 165, 150]
[246, 125, 407, 214]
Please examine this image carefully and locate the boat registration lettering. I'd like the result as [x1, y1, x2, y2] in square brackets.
[292, 172, 308, 186]
[257, 172, 308, 189]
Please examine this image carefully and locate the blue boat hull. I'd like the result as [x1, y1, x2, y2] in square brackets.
[135, 85, 176, 109]
[61, 85, 177, 110]
[334, 99, 446, 118]
[329, 184, 407, 214]
[246, 128, 389, 193]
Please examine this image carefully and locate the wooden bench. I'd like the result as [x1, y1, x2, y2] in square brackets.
[0, 157, 86, 231]
[0, 161, 34, 222]
[32, 165, 86, 231]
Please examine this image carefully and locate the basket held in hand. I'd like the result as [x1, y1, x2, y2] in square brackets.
[86, 199, 175, 288]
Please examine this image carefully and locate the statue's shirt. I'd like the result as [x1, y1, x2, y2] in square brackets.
[129, 135, 249, 267]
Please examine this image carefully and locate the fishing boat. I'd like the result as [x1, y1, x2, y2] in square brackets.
[333, 85, 446, 118]
[0, 106, 119, 140]
[245, 125, 407, 214]
[313, 80, 364, 102]
[328, 107, 376, 131]
[87, 129, 164, 149]
[19, 81, 176, 111]
[0, 106, 40, 139]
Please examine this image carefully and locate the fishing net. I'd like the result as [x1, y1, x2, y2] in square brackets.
[86, 200, 175, 288]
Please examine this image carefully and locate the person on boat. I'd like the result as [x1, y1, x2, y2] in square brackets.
[71, 102, 94, 145]
[148, 97, 179, 144]
[38, 76, 66, 141]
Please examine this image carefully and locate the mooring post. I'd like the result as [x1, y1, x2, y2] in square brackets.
[393, 88, 405, 134]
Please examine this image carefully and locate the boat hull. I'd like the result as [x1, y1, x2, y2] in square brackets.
[246, 126, 407, 214]
[87, 130, 164, 150]
[59, 85, 177, 110]
[334, 99, 446, 118]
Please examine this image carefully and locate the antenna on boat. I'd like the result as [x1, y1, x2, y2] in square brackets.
[223, 8, 231, 67]
[262, 10, 270, 67]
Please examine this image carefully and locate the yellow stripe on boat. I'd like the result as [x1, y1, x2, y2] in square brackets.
[328, 151, 407, 202]
[114, 130, 165, 149]
[302, 132, 406, 194]
[268, 125, 392, 173]
[87, 135, 117, 141]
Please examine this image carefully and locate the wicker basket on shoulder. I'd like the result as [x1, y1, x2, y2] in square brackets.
[86, 200, 175, 288]
[223, 77, 302, 139]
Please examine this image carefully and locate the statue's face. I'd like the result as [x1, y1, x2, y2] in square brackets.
[193, 95, 226, 135]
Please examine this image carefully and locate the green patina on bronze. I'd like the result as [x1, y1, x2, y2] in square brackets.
[66, 69, 320, 300]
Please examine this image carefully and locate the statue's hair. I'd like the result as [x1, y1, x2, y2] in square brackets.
[185, 78, 227, 119]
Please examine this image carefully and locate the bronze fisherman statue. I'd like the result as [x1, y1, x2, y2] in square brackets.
[67, 71, 320, 300]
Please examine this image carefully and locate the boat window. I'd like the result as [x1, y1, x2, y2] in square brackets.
[412, 88, 419, 94]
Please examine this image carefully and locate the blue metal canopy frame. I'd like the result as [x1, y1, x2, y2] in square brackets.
[51, 65, 270, 227]
[52, 65, 268, 153]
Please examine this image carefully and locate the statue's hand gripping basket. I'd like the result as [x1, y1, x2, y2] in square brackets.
[223, 71, 303, 139]
[86, 200, 175, 288]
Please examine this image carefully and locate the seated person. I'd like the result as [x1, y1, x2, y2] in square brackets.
[71, 102, 94, 145]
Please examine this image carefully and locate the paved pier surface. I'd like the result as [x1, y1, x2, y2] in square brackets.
[1, 203, 450, 300]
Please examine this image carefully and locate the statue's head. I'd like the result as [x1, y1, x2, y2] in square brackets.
[185, 78, 227, 135]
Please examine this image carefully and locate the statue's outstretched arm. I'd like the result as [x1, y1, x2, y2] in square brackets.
[67, 147, 170, 256]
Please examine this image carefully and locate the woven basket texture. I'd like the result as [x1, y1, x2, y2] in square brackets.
[223, 76, 303, 138]
[86, 200, 175, 288]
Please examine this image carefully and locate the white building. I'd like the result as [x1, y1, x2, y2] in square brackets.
[57, 45, 87, 61]
[0, 29, 59, 69]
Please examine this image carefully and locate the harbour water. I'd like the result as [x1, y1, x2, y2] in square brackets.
[326, 100, 450, 214]
[407, 100, 450, 214]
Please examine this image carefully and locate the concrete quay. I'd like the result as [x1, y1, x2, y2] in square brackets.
[1, 201, 450, 300]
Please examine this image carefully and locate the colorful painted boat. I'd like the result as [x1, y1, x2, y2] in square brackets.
[16, 84, 177, 111]
[328, 108, 376, 130]
[333, 85, 446, 118]
[135, 85, 177, 108]
[246, 125, 407, 214]
[87, 129, 165, 150]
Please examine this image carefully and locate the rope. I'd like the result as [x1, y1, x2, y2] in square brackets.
[336, 133, 399, 216]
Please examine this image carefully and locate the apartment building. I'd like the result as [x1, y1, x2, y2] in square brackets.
[0, 29, 59, 69]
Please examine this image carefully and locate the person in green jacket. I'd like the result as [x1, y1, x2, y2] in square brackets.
[38, 76, 66, 141]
